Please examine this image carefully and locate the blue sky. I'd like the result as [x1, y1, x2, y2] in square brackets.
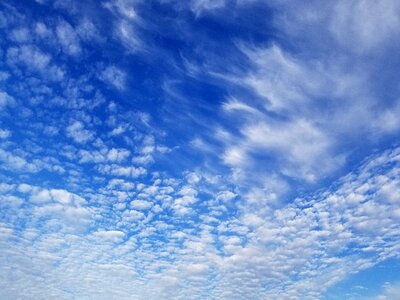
[0, 0, 400, 299]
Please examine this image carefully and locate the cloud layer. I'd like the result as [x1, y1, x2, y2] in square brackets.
[0, 1, 399, 299]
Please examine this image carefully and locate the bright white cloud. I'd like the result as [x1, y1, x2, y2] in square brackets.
[130, 199, 152, 210]
[66, 121, 93, 144]
[98, 164, 147, 178]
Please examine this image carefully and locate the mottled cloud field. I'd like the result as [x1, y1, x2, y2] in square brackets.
[0, 1, 400, 299]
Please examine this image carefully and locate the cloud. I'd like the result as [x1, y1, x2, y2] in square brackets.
[99, 65, 126, 90]
[374, 282, 400, 300]
[241, 118, 343, 181]
[93, 230, 125, 243]
[330, 0, 400, 52]
[97, 164, 147, 178]
[0, 148, 40, 173]
[103, 0, 143, 52]
[130, 199, 152, 210]
[6, 45, 64, 80]
[0, 91, 15, 109]
[0, 1, 399, 299]
[0, 129, 11, 139]
[190, 0, 226, 16]
[194, 3, 400, 194]
[66, 121, 93, 144]
[7, 45, 51, 71]
[9, 27, 30, 43]
[0, 147, 399, 298]
[56, 20, 82, 56]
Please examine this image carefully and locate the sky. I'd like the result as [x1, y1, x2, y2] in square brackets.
[0, 0, 400, 299]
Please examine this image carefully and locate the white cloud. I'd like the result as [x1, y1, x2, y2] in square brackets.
[107, 178, 135, 190]
[34, 22, 51, 38]
[130, 199, 153, 210]
[107, 148, 130, 162]
[6, 45, 64, 80]
[0, 91, 15, 109]
[186, 172, 201, 184]
[7, 45, 51, 71]
[56, 20, 81, 56]
[103, 0, 143, 52]
[17, 183, 33, 193]
[0, 129, 11, 139]
[331, 0, 400, 52]
[93, 230, 125, 243]
[30, 189, 52, 204]
[373, 282, 400, 300]
[0, 2, 399, 299]
[66, 121, 93, 144]
[222, 146, 248, 167]
[0, 149, 40, 173]
[9, 27, 30, 43]
[100, 66, 126, 90]
[190, 0, 226, 16]
[244, 119, 342, 181]
[98, 164, 146, 178]
[216, 191, 236, 202]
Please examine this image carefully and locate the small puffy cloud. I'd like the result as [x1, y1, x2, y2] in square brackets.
[6, 45, 64, 81]
[9, 27, 30, 43]
[130, 199, 153, 210]
[0, 71, 9, 81]
[29, 188, 85, 205]
[43, 125, 59, 136]
[186, 172, 201, 184]
[34, 22, 51, 38]
[0, 129, 11, 139]
[0, 91, 15, 109]
[56, 20, 81, 56]
[30, 189, 52, 204]
[98, 164, 146, 178]
[17, 183, 33, 193]
[49, 189, 74, 205]
[216, 191, 236, 202]
[108, 179, 135, 190]
[7, 45, 51, 71]
[66, 121, 93, 144]
[0, 183, 15, 193]
[109, 125, 127, 136]
[132, 154, 153, 165]
[0, 149, 40, 173]
[93, 230, 125, 243]
[222, 146, 248, 167]
[107, 148, 130, 162]
[179, 186, 197, 197]
[122, 209, 145, 221]
[100, 65, 126, 90]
